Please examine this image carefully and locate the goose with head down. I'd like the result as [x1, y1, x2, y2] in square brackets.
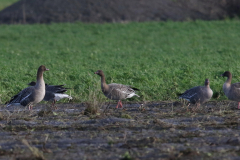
[94, 70, 139, 108]
[6, 65, 49, 110]
[179, 79, 213, 109]
[221, 71, 240, 109]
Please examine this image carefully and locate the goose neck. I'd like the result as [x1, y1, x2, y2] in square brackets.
[226, 75, 232, 84]
[100, 74, 108, 91]
[36, 71, 45, 89]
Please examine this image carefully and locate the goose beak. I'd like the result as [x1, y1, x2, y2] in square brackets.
[46, 68, 49, 71]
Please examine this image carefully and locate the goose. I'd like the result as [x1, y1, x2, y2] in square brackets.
[179, 79, 213, 109]
[6, 65, 49, 110]
[28, 81, 72, 107]
[94, 70, 139, 108]
[221, 71, 240, 109]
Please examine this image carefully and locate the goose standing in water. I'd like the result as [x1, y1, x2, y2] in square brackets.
[94, 70, 139, 108]
[179, 79, 213, 109]
[221, 71, 240, 109]
[6, 65, 49, 110]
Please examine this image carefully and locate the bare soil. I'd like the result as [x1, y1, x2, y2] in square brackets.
[0, 0, 240, 24]
[0, 101, 240, 159]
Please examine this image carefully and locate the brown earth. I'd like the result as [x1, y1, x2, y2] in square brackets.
[0, 101, 240, 159]
[0, 0, 240, 24]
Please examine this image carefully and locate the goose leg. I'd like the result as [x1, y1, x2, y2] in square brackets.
[28, 105, 33, 110]
[238, 102, 240, 109]
[119, 101, 123, 108]
[52, 100, 57, 109]
[186, 103, 190, 111]
[116, 100, 120, 108]
[193, 103, 200, 112]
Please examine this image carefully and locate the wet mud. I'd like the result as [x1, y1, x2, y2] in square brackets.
[0, 101, 240, 159]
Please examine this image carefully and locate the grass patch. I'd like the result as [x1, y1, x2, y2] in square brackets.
[83, 102, 99, 115]
[0, 20, 240, 103]
[0, 0, 18, 11]
[121, 113, 132, 119]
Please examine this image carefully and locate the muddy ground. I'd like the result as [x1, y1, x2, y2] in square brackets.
[0, 101, 240, 160]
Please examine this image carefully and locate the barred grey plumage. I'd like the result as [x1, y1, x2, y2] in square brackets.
[104, 83, 140, 100]
[95, 70, 139, 108]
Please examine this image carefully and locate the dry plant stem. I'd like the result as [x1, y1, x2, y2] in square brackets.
[42, 135, 52, 153]
[195, 104, 200, 110]
[103, 101, 111, 113]
[192, 104, 200, 113]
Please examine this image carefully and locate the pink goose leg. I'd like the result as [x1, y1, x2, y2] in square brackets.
[119, 101, 123, 108]
[238, 102, 240, 109]
[116, 100, 120, 108]
[116, 100, 124, 108]
[52, 100, 57, 109]
[28, 105, 33, 110]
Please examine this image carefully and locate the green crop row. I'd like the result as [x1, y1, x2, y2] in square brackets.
[0, 20, 240, 104]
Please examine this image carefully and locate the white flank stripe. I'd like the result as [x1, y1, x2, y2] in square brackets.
[126, 93, 139, 98]
[7, 103, 21, 107]
[21, 93, 31, 102]
[188, 93, 197, 98]
[54, 94, 72, 101]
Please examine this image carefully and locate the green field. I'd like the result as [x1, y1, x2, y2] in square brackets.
[0, 20, 240, 104]
[0, 0, 18, 10]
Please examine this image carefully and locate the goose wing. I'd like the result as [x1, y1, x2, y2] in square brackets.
[109, 83, 139, 99]
[7, 87, 34, 107]
[28, 81, 69, 94]
[46, 84, 68, 94]
[231, 82, 240, 90]
[179, 86, 201, 101]
[228, 82, 240, 100]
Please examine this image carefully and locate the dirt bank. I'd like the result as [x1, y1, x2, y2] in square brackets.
[0, 0, 240, 24]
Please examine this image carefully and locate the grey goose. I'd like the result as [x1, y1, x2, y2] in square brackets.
[179, 79, 213, 109]
[94, 70, 139, 108]
[221, 71, 240, 109]
[6, 65, 49, 110]
[28, 81, 72, 107]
